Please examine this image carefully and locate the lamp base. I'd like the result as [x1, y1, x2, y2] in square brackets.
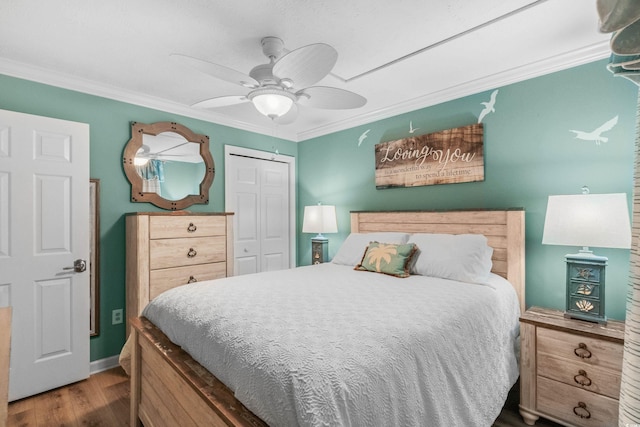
[564, 254, 608, 324]
[563, 311, 607, 324]
[311, 237, 329, 265]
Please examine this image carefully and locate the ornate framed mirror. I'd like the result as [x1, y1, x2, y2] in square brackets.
[123, 121, 214, 210]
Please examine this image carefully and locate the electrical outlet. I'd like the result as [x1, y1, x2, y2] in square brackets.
[112, 308, 123, 325]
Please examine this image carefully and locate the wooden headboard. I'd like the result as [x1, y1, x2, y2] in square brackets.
[350, 209, 525, 313]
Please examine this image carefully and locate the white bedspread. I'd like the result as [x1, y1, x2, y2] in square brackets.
[142, 263, 520, 427]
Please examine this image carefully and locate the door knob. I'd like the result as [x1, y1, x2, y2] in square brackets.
[63, 259, 87, 273]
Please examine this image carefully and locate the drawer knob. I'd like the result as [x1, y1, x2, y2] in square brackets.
[187, 222, 197, 232]
[187, 276, 197, 284]
[573, 402, 591, 419]
[187, 248, 197, 258]
[574, 370, 592, 387]
[574, 343, 592, 359]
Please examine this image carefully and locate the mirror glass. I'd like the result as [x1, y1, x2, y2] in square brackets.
[123, 122, 214, 210]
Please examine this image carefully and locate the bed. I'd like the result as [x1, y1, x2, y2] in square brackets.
[128, 209, 525, 427]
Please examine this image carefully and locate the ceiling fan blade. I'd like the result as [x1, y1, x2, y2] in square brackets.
[297, 86, 367, 110]
[171, 54, 259, 88]
[272, 44, 337, 89]
[273, 103, 299, 125]
[192, 95, 248, 109]
[153, 154, 204, 164]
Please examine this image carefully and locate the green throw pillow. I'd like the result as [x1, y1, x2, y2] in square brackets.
[355, 242, 417, 278]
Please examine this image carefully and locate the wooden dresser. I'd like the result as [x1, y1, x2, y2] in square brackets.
[519, 307, 624, 427]
[125, 212, 234, 335]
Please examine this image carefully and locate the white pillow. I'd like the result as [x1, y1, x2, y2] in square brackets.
[332, 232, 410, 266]
[407, 233, 493, 284]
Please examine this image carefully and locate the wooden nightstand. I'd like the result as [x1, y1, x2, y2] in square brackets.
[519, 307, 624, 427]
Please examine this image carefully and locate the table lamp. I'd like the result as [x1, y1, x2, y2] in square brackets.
[302, 203, 338, 264]
[542, 189, 631, 323]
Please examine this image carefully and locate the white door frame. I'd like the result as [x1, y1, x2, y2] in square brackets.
[224, 145, 296, 269]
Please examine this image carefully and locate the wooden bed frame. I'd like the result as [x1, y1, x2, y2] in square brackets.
[129, 209, 525, 426]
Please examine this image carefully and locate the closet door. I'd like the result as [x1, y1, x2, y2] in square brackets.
[226, 154, 290, 275]
[0, 109, 90, 401]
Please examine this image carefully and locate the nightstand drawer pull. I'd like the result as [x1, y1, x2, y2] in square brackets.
[573, 370, 592, 386]
[187, 222, 197, 232]
[574, 343, 592, 359]
[187, 248, 197, 258]
[187, 275, 197, 283]
[573, 402, 591, 419]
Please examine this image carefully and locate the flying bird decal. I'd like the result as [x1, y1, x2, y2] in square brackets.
[358, 129, 371, 146]
[478, 90, 498, 123]
[409, 121, 419, 134]
[569, 116, 618, 145]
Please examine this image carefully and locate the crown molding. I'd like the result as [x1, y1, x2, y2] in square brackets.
[0, 58, 300, 141]
[297, 41, 612, 140]
[0, 41, 610, 143]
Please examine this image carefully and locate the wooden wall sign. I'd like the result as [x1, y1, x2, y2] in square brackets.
[375, 123, 484, 189]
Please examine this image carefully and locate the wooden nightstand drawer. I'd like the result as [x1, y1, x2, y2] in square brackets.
[150, 236, 227, 269]
[149, 215, 226, 239]
[149, 263, 227, 300]
[537, 327, 623, 371]
[538, 353, 621, 398]
[519, 307, 624, 427]
[537, 376, 618, 426]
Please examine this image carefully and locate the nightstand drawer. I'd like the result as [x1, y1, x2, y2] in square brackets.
[538, 353, 621, 398]
[537, 327, 623, 371]
[537, 376, 618, 426]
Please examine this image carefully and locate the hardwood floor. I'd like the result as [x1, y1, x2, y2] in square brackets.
[7, 368, 561, 427]
[7, 368, 129, 426]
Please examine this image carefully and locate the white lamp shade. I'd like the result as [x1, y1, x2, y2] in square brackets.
[248, 88, 295, 118]
[302, 205, 338, 234]
[542, 193, 631, 249]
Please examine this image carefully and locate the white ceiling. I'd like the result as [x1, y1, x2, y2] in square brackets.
[0, 0, 610, 142]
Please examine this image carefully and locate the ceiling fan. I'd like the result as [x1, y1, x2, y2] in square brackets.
[172, 37, 367, 124]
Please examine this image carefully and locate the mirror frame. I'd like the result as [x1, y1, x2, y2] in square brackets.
[123, 121, 214, 210]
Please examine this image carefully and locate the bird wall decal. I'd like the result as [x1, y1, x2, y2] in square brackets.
[569, 116, 619, 145]
[478, 90, 499, 123]
[409, 121, 419, 134]
[358, 129, 371, 146]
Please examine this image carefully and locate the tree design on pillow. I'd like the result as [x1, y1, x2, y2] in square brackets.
[366, 243, 398, 271]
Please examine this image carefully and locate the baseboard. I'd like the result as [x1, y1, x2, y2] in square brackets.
[90, 355, 120, 375]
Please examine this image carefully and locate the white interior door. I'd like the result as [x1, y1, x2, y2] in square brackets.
[225, 147, 294, 275]
[0, 109, 90, 401]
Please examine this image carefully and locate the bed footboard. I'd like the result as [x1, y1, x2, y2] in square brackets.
[130, 317, 266, 427]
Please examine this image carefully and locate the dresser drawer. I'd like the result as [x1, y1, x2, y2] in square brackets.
[538, 353, 621, 399]
[537, 327, 623, 371]
[149, 216, 226, 239]
[149, 263, 227, 300]
[150, 236, 226, 269]
[537, 376, 618, 426]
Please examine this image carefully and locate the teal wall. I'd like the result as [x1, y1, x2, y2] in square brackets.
[0, 73, 297, 362]
[298, 59, 638, 321]
[1, 57, 637, 362]
[161, 160, 205, 200]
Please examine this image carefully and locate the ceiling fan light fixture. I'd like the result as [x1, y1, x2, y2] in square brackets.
[134, 156, 149, 166]
[248, 87, 296, 119]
